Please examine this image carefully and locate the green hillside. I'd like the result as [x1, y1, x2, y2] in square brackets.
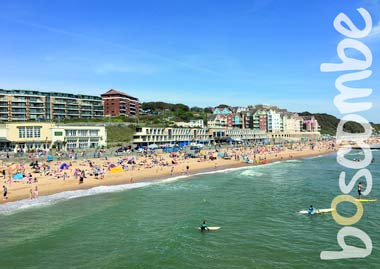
[299, 112, 378, 135]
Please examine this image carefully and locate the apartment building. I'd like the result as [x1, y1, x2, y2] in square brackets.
[253, 110, 267, 131]
[0, 89, 104, 121]
[266, 110, 283, 133]
[101, 89, 140, 117]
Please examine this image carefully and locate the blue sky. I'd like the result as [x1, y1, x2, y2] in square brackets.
[0, 0, 380, 121]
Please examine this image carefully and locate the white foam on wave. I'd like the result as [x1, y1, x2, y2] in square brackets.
[0, 182, 151, 215]
[286, 159, 303, 163]
[305, 155, 324, 160]
[0, 168, 248, 215]
[240, 170, 264, 177]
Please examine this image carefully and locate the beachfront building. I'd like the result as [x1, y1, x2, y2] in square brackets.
[225, 128, 267, 143]
[266, 110, 283, 133]
[282, 113, 303, 133]
[226, 114, 243, 129]
[302, 116, 320, 132]
[269, 131, 321, 143]
[0, 89, 104, 121]
[4, 122, 55, 151]
[51, 125, 107, 150]
[132, 127, 210, 147]
[132, 126, 271, 147]
[207, 114, 228, 128]
[241, 111, 254, 129]
[0, 122, 106, 151]
[253, 110, 267, 131]
[101, 89, 140, 117]
[175, 119, 204, 128]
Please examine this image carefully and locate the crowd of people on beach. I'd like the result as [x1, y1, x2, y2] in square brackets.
[1, 137, 377, 203]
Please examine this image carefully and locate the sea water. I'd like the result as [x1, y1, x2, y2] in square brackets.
[0, 151, 379, 268]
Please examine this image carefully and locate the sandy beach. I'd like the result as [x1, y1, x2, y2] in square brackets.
[0, 141, 342, 204]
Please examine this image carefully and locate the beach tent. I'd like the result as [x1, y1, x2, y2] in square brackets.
[110, 166, 123, 173]
[148, 144, 158, 149]
[60, 163, 69, 170]
[47, 155, 54, 162]
[12, 173, 24, 180]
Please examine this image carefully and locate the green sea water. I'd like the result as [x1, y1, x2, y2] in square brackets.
[1, 151, 380, 268]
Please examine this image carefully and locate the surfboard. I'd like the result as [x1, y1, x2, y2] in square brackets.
[198, 226, 221, 231]
[298, 208, 334, 214]
[356, 199, 377, 202]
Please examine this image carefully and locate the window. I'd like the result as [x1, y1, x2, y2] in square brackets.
[34, 127, 41, 138]
[26, 127, 33, 138]
[19, 127, 26, 138]
[79, 139, 88, 149]
[67, 139, 77, 149]
[77, 130, 87, 137]
[66, 130, 76, 136]
[54, 131, 63, 136]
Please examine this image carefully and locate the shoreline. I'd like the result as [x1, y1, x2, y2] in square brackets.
[0, 146, 335, 209]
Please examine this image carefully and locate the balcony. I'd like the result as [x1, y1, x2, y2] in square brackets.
[53, 105, 66, 109]
[29, 99, 44, 103]
[11, 99, 26, 103]
[52, 100, 67, 105]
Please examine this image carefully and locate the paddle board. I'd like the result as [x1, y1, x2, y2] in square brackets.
[298, 208, 334, 214]
[198, 226, 221, 231]
[356, 199, 377, 202]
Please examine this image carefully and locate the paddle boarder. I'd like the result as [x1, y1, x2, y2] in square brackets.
[358, 182, 363, 199]
[200, 220, 209, 232]
[308, 205, 315, 215]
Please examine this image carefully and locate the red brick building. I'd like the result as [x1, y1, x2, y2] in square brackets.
[101, 89, 140, 117]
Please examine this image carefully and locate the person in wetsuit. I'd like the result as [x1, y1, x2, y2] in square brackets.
[308, 205, 315, 215]
[358, 182, 363, 199]
[200, 220, 209, 232]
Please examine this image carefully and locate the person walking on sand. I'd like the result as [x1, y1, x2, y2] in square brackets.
[3, 185, 8, 200]
[2, 169, 5, 179]
[186, 165, 189, 175]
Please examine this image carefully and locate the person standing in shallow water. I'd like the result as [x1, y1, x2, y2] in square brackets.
[34, 186, 39, 199]
[3, 185, 8, 200]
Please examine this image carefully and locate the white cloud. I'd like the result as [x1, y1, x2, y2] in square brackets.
[365, 20, 380, 41]
[95, 63, 157, 75]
